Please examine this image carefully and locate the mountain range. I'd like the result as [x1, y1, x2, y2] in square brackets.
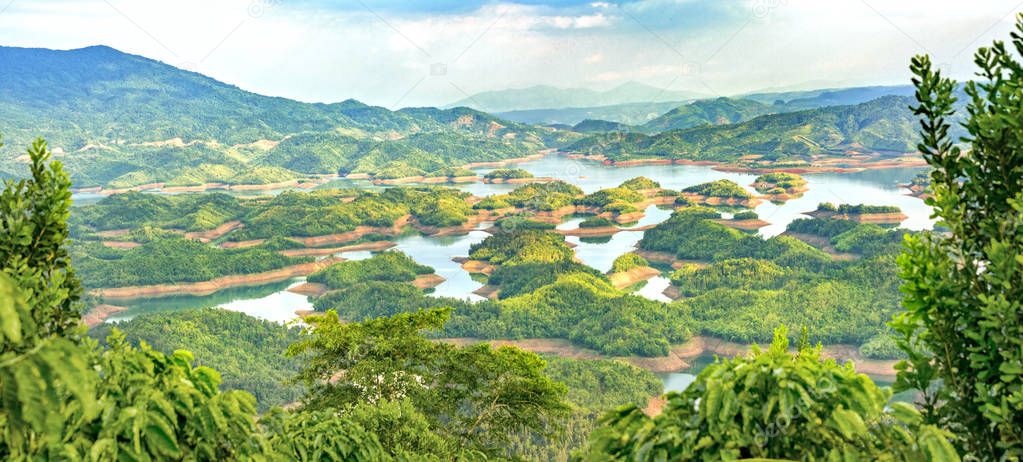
[446, 82, 705, 113]
[0, 45, 932, 189]
[0, 45, 578, 188]
[567, 95, 938, 163]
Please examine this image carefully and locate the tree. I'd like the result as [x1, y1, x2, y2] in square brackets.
[575, 328, 958, 461]
[0, 137, 389, 460]
[288, 308, 570, 459]
[893, 14, 1023, 459]
[0, 137, 81, 341]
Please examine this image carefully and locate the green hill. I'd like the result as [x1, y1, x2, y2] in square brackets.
[568, 95, 922, 163]
[639, 97, 772, 132]
[0, 46, 567, 187]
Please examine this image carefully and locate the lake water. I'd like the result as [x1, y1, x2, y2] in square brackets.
[91, 155, 930, 391]
[100, 155, 929, 322]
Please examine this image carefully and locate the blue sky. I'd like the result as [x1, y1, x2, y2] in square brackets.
[0, 0, 1019, 108]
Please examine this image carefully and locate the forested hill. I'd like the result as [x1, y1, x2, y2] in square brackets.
[568, 95, 941, 162]
[0, 45, 577, 188]
[638, 97, 773, 133]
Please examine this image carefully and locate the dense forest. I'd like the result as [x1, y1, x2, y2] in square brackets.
[643, 208, 907, 355]
[73, 237, 310, 287]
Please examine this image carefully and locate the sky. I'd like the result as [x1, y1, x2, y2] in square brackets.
[0, 0, 1020, 108]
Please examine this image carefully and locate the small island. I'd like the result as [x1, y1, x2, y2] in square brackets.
[751, 172, 808, 202]
[807, 202, 907, 224]
[679, 179, 760, 207]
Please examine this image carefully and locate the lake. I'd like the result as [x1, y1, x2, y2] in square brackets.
[90, 155, 930, 392]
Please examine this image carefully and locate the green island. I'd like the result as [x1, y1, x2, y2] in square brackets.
[473, 181, 584, 211]
[618, 176, 661, 190]
[816, 202, 903, 214]
[680, 179, 752, 200]
[483, 168, 534, 180]
[305, 230, 688, 357]
[72, 236, 311, 288]
[752, 172, 808, 199]
[642, 208, 906, 356]
[307, 251, 434, 288]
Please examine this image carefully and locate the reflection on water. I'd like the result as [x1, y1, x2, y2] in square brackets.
[636, 276, 672, 302]
[392, 228, 491, 302]
[106, 278, 311, 324]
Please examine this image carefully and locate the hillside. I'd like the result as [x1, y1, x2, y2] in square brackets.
[0, 46, 569, 188]
[639, 97, 773, 133]
[447, 82, 704, 112]
[567, 95, 931, 164]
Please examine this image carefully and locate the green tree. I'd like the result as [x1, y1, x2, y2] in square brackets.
[288, 308, 570, 459]
[576, 328, 958, 461]
[893, 15, 1023, 459]
[0, 137, 388, 460]
[0, 137, 81, 340]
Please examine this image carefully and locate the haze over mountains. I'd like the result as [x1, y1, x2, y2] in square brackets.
[446, 82, 706, 113]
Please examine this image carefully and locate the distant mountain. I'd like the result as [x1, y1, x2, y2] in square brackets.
[639, 97, 772, 133]
[741, 85, 915, 108]
[496, 101, 682, 125]
[568, 96, 941, 163]
[0, 46, 576, 188]
[571, 119, 632, 134]
[447, 82, 705, 113]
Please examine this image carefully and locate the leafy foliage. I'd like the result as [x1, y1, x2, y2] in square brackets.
[574, 187, 645, 207]
[1, 138, 82, 337]
[469, 229, 575, 265]
[579, 216, 616, 228]
[816, 202, 902, 214]
[1, 136, 392, 460]
[649, 210, 906, 353]
[892, 22, 1023, 459]
[289, 308, 570, 459]
[753, 172, 807, 193]
[577, 328, 958, 461]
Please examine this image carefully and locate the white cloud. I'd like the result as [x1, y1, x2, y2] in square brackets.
[0, 0, 1019, 107]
